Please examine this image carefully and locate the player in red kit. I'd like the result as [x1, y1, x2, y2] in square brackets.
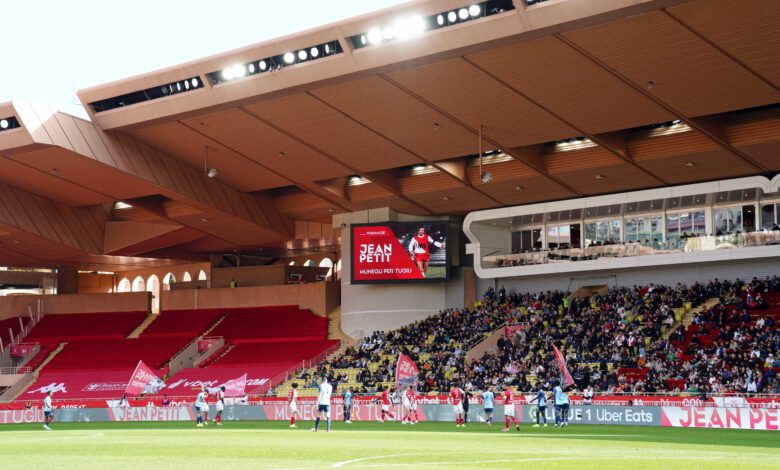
[450, 384, 466, 427]
[408, 226, 445, 278]
[377, 386, 395, 423]
[502, 387, 520, 432]
[407, 386, 419, 424]
[213, 386, 225, 426]
[288, 383, 300, 428]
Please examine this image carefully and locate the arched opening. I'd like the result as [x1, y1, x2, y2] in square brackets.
[132, 276, 145, 292]
[118, 278, 131, 293]
[318, 258, 334, 280]
[303, 259, 315, 267]
[146, 275, 160, 314]
[162, 273, 175, 291]
[198, 269, 207, 281]
[182, 272, 192, 282]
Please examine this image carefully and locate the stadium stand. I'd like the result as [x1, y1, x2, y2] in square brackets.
[140, 309, 225, 338]
[23, 311, 148, 344]
[41, 337, 192, 371]
[287, 278, 779, 397]
[208, 340, 339, 368]
[207, 306, 329, 342]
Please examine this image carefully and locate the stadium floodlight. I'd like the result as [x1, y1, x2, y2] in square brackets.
[184, 80, 190, 90]
[298, 50, 308, 61]
[0, 119, 8, 129]
[221, 68, 235, 81]
[259, 60, 268, 71]
[310, 47, 319, 58]
[458, 8, 469, 20]
[383, 27, 395, 40]
[232, 64, 246, 78]
[191, 78, 199, 88]
[325, 44, 332, 54]
[283, 52, 295, 64]
[248, 63, 256, 73]
[469, 4, 481, 16]
[206, 167, 218, 178]
[395, 15, 426, 40]
[436, 14, 444, 25]
[176, 82, 181, 92]
[447, 11, 457, 22]
[367, 28, 383, 44]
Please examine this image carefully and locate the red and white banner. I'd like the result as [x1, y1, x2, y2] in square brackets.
[125, 361, 166, 396]
[551, 342, 575, 387]
[395, 353, 419, 388]
[222, 373, 248, 397]
[662, 406, 780, 430]
[352, 225, 425, 281]
[161, 368, 273, 397]
[108, 406, 195, 422]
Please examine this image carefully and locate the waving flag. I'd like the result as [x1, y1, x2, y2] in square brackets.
[222, 373, 248, 397]
[125, 360, 165, 396]
[551, 342, 575, 387]
[395, 353, 419, 388]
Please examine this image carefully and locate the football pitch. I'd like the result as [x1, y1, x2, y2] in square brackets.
[1, 421, 778, 469]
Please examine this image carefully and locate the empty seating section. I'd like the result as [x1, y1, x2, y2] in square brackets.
[0, 316, 24, 339]
[43, 337, 191, 371]
[24, 311, 147, 344]
[211, 340, 338, 368]
[141, 309, 225, 338]
[208, 306, 328, 342]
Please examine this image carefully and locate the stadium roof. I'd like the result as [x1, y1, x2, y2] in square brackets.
[0, 0, 779, 269]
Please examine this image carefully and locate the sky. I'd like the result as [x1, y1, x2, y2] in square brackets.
[0, 0, 409, 119]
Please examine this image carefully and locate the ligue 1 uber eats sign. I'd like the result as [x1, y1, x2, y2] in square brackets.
[351, 222, 448, 283]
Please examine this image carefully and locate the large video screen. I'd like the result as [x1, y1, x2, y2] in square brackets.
[351, 222, 449, 283]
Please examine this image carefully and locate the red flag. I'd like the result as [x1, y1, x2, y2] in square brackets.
[124, 360, 165, 396]
[551, 342, 575, 387]
[395, 353, 419, 388]
[221, 373, 247, 397]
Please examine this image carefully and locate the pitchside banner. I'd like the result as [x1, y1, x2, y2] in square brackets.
[351, 222, 448, 283]
[1, 404, 778, 429]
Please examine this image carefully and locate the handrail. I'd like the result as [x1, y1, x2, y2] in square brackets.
[0, 366, 32, 375]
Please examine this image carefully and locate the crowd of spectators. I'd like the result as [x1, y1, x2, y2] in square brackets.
[304, 277, 779, 397]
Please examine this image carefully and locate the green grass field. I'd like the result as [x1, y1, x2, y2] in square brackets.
[1, 421, 778, 469]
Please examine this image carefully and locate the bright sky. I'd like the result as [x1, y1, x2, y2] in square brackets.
[0, 0, 409, 119]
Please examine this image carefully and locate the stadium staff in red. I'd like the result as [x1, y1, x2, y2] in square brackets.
[408, 226, 445, 278]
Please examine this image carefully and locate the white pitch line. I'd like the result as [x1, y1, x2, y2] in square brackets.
[3, 432, 105, 443]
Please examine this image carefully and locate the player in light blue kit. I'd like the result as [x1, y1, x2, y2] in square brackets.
[553, 385, 570, 428]
[313, 377, 333, 432]
[481, 386, 495, 427]
[195, 386, 208, 427]
[533, 387, 548, 427]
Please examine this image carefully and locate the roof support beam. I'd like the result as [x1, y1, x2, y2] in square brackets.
[459, 58, 666, 187]
[554, 33, 769, 173]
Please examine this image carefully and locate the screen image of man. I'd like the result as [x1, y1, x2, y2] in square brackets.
[408, 226, 445, 278]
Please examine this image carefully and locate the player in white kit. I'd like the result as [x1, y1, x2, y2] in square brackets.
[313, 377, 332, 432]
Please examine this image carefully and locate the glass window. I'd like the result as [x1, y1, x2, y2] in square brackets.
[511, 228, 543, 252]
[693, 211, 706, 234]
[547, 224, 572, 249]
[625, 218, 638, 242]
[761, 204, 775, 230]
[714, 207, 742, 234]
[584, 219, 620, 246]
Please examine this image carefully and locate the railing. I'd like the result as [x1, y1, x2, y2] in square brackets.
[1, 299, 43, 359]
[248, 341, 342, 396]
[191, 336, 225, 366]
[483, 229, 780, 268]
[0, 366, 31, 375]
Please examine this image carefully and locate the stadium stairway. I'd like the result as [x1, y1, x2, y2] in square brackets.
[273, 307, 355, 397]
[127, 314, 159, 339]
[33, 342, 66, 374]
[202, 314, 228, 336]
[662, 297, 720, 340]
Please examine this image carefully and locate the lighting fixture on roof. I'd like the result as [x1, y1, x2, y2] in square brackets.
[595, 174, 605, 180]
[204, 146, 218, 179]
[278, 151, 286, 158]
[0, 116, 21, 132]
[310, 47, 319, 58]
[442, 196, 452, 201]
[328, 207, 335, 213]
[113, 202, 133, 210]
[686, 161, 696, 167]
[481, 172, 493, 183]
[554, 137, 596, 152]
[349, 2, 513, 50]
[283, 52, 295, 64]
[515, 185, 524, 191]
[298, 50, 308, 61]
[201, 218, 209, 222]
